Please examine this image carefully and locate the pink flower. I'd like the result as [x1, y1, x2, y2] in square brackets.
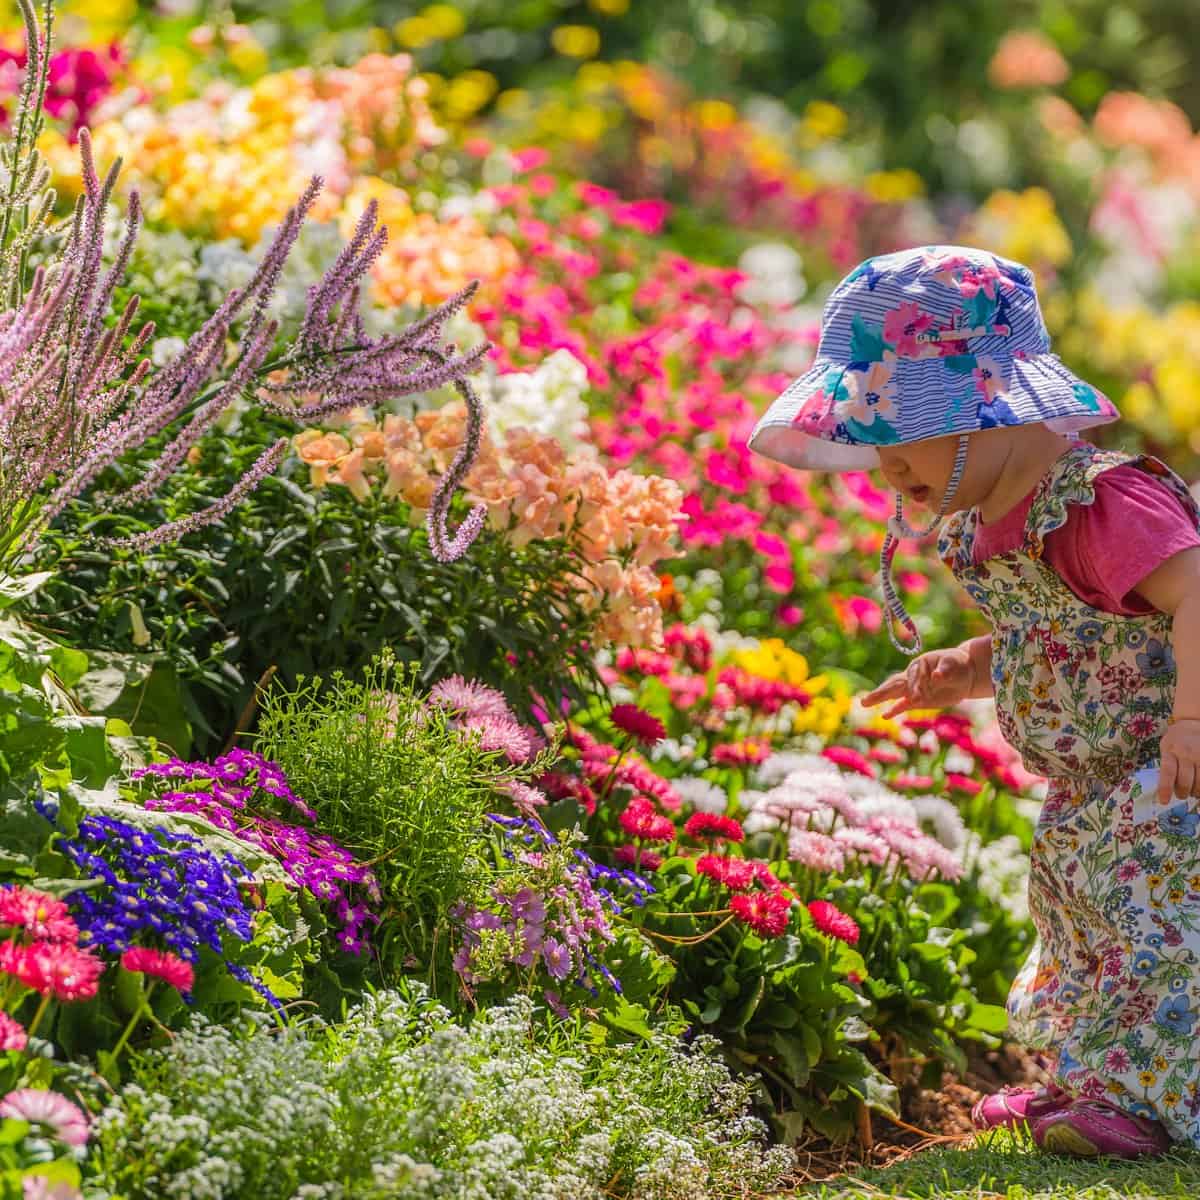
[2, 942, 104, 1002]
[683, 813, 745, 843]
[120, 947, 195, 994]
[0, 887, 77, 944]
[892, 773, 935, 792]
[882, 301, 936, 358]
[0, 1013, 25, 1052]
[462, 715, 534, 763]
[510, 146, 550, 173]
[946, 773, 983, 797]
[609, 703, 667, 746]
[868, 744, 905, 765]
[614, 844, 663, 871]
[822, 746, 876, 778]
[807, 899, 860, 945]
[730, 892, 792, 937]
[0, 1089, 88, 1146]
[428, 675, 515, 722]
[695, 854, 757, 890]
[504, 781, 548, 816]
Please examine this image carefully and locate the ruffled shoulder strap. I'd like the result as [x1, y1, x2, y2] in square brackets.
[1025, 443, 1197, 558]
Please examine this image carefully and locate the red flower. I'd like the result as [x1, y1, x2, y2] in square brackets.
[807, 899, 860, 945]
[121, 947, 195, 994]
[946, 773, 983, 797]
[0, 887, 77, 945]
[538, 772, 598, 816]
[904, 717, 936, 733]
[730, 892, 792, 937]
[618, 797, 676, 843]
[868, 744, 905, 765]
[4, 941, 105, 1001]
[695, 854, 756, 890]
[609, 704, 667, 746]
[683, 813, 745, 843]
[821, 746, 876, 778]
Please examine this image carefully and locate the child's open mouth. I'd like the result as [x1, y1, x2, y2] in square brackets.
[909, 485, 931, 505]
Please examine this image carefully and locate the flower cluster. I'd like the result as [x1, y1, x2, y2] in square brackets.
[0, 41, 124, 139]
[454, 815, 644, 1007]
[54, 813, 276, 1006]
[134, 748, 382, 954]
[743, 754, 965, 884]
[297, 392, 683, 647]
[0, 886, 105, 1011]
[422, 672, 535, 763]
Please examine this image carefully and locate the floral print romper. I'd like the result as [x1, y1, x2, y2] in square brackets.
[938, 442, 1200, 1144]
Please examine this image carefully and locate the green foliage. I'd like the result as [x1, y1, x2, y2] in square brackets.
[88, 986, 794, 1200]
[253, 656, 522, 993]
[28, 410, 606, 756]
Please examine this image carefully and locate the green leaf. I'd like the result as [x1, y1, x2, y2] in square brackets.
[771, 1029, 811, 1088]
[0, 572, 53, 609]
[849, 313, 886, 362]
[48, 645, 88, 688]
[967, 1002, 1009, 1034]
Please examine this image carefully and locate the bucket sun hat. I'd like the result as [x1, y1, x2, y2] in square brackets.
[747, 244, 1119, 654]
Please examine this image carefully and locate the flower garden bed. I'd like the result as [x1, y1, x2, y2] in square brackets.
[0, 1, 1199, 1196]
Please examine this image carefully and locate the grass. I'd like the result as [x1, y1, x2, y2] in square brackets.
[792, 1126, 1200, 1199]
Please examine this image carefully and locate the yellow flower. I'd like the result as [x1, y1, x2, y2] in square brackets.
[551, 25, 602, 59]
[1147, 874, 1164, 887]
[588, 0, 630, 13]
[864, 169, 924, 203]
[1165, 1091, 1182, 1106]
[1139, 1071, 1157, 1087]
[801, 100, 847, 142]
[1154, 1055, 1169, 1071]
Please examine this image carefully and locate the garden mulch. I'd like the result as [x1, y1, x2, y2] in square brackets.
[788, 1043, 1053, 1187]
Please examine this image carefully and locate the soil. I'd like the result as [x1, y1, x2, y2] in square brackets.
[788, 1042, 1055, 1186]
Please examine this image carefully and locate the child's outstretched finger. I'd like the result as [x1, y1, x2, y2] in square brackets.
[1159, 755, 1179, 805]
[863, 675, 906, 708]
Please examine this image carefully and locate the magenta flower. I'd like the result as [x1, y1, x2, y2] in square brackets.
[542, 937, 572, 980]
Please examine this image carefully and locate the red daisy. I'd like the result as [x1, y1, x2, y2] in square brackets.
[0, 1013, 26, 1052]
[711, 738, 771, 766]
[868, 744, 905, 766]
[618, 797, 676, 843]
[807, 899, 860, 945]
[695, 854, 756, 890]
[821, 746, 876, 778]
[609, 704, 667, 746]
[121, 947, 196, 994]
[683, 813, 745, 843]
[730, 892, 792, 937]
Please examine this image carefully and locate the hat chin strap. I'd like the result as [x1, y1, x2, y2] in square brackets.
[880, 433, 970, 656]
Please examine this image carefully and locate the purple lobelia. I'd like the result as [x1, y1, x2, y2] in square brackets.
[133, 748, 382, 955]
[0, 0, 488, 568]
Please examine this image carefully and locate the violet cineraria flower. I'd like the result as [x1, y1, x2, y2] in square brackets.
[134, 749, 381, 953]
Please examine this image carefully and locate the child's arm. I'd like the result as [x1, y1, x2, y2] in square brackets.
[1130, 546, 1200, 803]
[863, 634, 992, 717]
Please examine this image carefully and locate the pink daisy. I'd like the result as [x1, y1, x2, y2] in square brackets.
[683, 813, 745, 843]
[462, 715, 533, 764]
[807, 899, 860, 945]
[0, 888, 77, 945]
[0, 1089, 89, 1146]
[121, 947, 195, 994]
[730, 892, 792, 937]
[0, 1012, 26, 1052]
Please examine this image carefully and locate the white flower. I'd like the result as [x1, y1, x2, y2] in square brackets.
[672, 776, 727, 815]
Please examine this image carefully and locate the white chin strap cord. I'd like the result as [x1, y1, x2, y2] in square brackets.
[879, 433, 970, 656]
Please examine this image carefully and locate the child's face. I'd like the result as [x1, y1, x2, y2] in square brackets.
[876, 436, 977, 512]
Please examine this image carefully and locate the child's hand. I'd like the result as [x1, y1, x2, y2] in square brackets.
[862, 647, 976, 718]
[1158, 718, 1200, 803]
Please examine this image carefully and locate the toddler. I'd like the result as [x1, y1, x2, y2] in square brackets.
[749, 245, 1200, 1158]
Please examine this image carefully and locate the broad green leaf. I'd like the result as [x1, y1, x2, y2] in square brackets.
[0, 573, 53, 609]
[967, 1002, 1009, 1034]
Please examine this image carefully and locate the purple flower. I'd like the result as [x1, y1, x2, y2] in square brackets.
[542, 937, 572, 981]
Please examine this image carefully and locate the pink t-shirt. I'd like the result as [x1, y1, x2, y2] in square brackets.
[972, 464, 1200, 615]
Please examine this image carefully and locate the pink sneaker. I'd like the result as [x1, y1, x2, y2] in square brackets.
[971, 1083, 1072, 1130]
[1032, 1098, 1171, 1157]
